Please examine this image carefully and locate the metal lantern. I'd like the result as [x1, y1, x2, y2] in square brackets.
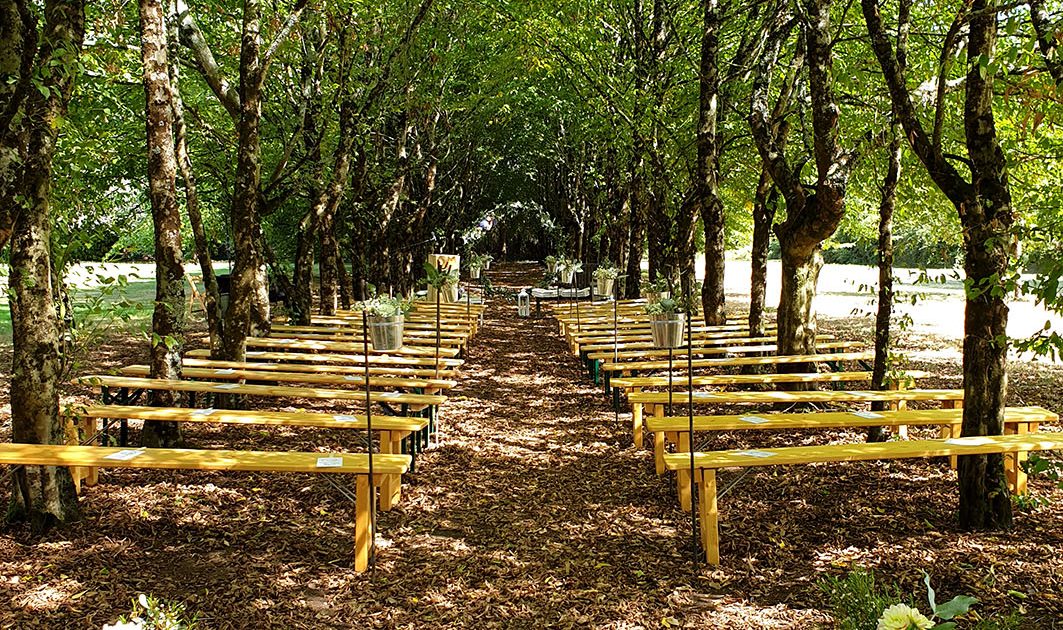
[517, 289, 530, 317]
[367, 314, 405, 351]
[650, 312, 686, 349]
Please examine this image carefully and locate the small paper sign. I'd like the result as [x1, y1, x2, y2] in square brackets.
[214, 383, 241, 390]
[739, 415, 771, 424]
[189, 408, 216, 416]
[344, 376, 360, 381]
[734, 450, 777, 458]
[316, 457, 343, 468]
[377, 392, 403, 399]
[851, 411, 884, 419]
[104, 449, 144, 461]
[216, 369, 236, 375]
[247, 351, 264, 356]
[944, 437, 996, 446]
[333, 414, 358, 422]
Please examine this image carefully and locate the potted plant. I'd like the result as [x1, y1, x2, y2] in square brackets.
[545, 255, 558, 274]
[423, 262, 460, 303]
[644, 296, 685, 349]
[469, 253, 493, 280]
[558, 258, 582, 285]
[592, 264, 619, 297]
[642, 277, 671, 302]
[356, 294, 411, 351]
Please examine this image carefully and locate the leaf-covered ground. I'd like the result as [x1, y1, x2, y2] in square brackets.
[0, 263, 1061, 629]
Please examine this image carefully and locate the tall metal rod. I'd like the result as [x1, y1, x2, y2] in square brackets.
[435, 262, 442, 381]
[576, 273, 581, 334]
[668, 347, 674, 416]
[613, 281, 619, 434]
[686, 285, 697, 571]
[361, 311, 376, 573]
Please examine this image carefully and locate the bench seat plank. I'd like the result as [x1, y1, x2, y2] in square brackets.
[180, 357, 458, 379]
[119, 365, 457, 391]
[184, 349, 463, 369]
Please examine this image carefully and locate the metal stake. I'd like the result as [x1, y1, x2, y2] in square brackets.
[361, 312, 376, 573]
[686, 284, 697, 572]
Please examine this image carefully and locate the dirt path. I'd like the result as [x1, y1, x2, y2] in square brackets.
[1, 263, 1061, 629]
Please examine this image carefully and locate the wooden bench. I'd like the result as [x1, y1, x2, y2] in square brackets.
[249, 336, 461, 358]
[118, 365, 457, 395]
[576, 328, 781, 355]
[662, 431, 1063, 565]
[599, 350, 874, 389]
[184, 349, 463, 373]
[649, 406, 1054, 509]
[66, 404, 428, 510]
[0, 442, 407, 571]
[630, 388, 964, 449]
[73, 376, 446, 442]
[612, 370, 928, 414]
[180, 357, 460, 380]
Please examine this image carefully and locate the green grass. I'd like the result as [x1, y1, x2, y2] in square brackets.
[0, 262, 231, 342]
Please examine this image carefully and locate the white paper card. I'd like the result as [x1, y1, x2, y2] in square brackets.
[734, 450, 777, 458]
[944, 437, 996, 446]
[377, 392, 403, 399]
[189, 408, 216, 416]
[316, 457, 343, 468]
[214, 383, 241, 390]
[216, 369, 235, 375]
[739, 415, 771, 424]
[247, 351, 264, 356]
[104, 449, 144, 461]
[344, 376, 360, 381]
[851, 411, 884, 419]
[333, 414, 358, 422]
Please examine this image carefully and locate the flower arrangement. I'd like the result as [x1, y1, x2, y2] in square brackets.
[592, 264, 620, 280]
[545, 255, 557, 265]
[557, 257, 582, 274]
[643, 295, 680, 314]
[355, 294, 411, 318]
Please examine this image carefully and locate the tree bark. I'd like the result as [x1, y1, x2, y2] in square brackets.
[140, 0, 185, 447]
[0, 0, 36, 252]
[168, 0, 222, 355]
[749, 168, 777, 337]
[697, 0, 726, 325]
[6, 0, 85, 530]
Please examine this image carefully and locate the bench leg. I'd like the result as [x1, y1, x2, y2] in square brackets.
[81, 416, 99, 487]
[633, 402, 644, 449]
[677, 432, 692, 512]
[699, 469, 720, 565]
[942, 400, 963, 468]
[355, 474, 373, 572]
[379, 431, 402, 511]
[888, 381, 908, 438]
[654, 430, 667, 475]
[1004, 421, 1032, 495]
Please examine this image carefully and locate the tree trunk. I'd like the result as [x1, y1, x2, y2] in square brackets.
[749, 168, 776, 337]
[868, 128, 902, 437]
[168, 0, 222, 355]
[776, 243, 823, 358]
[220, 0, 264, 362]
[0, 0, 36, 253]
[6, 0, 85, 530]
[139, 0, 185, 447]
[318, 212, 339, 315]
[697, 0, 726, 325]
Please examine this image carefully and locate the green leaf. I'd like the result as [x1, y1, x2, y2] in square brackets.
[933, 595, 977, 620]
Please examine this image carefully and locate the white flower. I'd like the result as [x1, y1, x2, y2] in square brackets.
[877, 604, 934, 630]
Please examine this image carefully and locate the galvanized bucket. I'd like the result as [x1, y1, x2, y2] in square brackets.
[561, 268, 576, 284]
[644, 290, 671, 303]
[546, 261, 557, 274]
[367, 315, 404, 351]
[470, 266, 482, 280]
[596, 277, 614, 298]
[650, 312, 685, 349]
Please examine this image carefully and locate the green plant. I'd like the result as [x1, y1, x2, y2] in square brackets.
[643, 296, 679, 314]
[545, 255, 557, 265]
[422, 261, 459, 289]
[356, 294, 411, 318]
[642, 277, 671, 295]
[593, 264, 619, 280]
[558, 258, 582, 274]
[104, 593, 198, 630]
[817, 569, 982, 630]
[469, 253, 493, 268]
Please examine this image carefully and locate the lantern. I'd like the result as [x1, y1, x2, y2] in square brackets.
[517, 289, 531, 317]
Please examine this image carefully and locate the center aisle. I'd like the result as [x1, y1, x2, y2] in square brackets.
[354, 264, 826, 629]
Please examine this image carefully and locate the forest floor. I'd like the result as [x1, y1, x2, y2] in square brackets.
[0, 263, 1062, 629]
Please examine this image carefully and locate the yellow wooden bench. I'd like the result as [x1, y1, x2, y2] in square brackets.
[249, 336, 461, 358]
[649, 406, 1054, 510]
[73, 375, 446, 419]
[0, 442, 407, 571]
[599, 350, 874, 389]
[577, 328, 781, 355]
[118, 365, 457, 394]
[662, 431, 1063, 565]
[630, 388, 963, 449]
[611, 370, 927, 400]
[66, 404, 427, 510]
[184, 348, 463, 371]
[591, 340, 856, 364]
[180, 356, 459, 380]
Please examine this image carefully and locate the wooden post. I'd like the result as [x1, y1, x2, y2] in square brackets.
[677, 431, 692, 512]
[355, 474, 372, 572]
[699, 469, 720, 565]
